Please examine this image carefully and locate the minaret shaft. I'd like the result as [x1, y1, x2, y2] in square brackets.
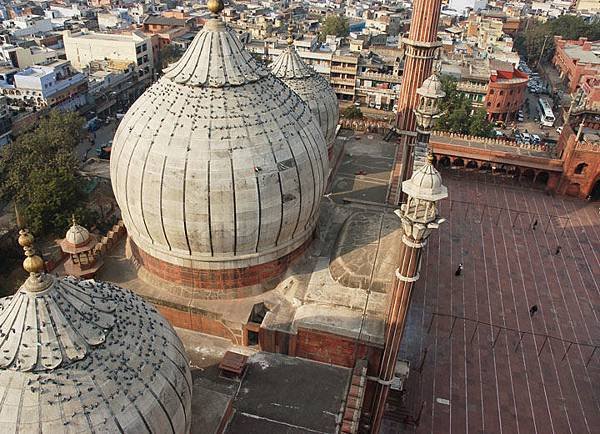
[390, 0, 443, 204]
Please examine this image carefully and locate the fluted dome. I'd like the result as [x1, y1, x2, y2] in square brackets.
[417, 73, 445, 99]
[65, 222, 90, 246]
[270, 42, 339, 148]
[0, 275, 192, 432]
[110, 17, 327, 275]
[402, 156, 447, 202]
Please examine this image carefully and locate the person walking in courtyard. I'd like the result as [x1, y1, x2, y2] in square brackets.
[555, 246, 561, 255]
[532, 219, 538, 230]
[529, 304, 539, 317]
[455, 263, 463, 276]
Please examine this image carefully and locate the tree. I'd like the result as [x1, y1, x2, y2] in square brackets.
[469, 108, 495, 138]
[158, 44, 182, 73]
[435, 77, 495, 138]
[319, 15, 349, 41]
[0, 110, 90, 235]
[515, 15, 600, 65]
[342, 105, 363, 119]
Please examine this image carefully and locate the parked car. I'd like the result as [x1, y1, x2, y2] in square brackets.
[532, 134, 541, 144]
[556, 126, 563, 134]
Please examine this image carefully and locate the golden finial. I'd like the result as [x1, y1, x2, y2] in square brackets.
[15, 203, 50, 290]
[207, 0, 224, 15]
[71, 213, 77, 226]
[287, 23, 294, 46]
[427, 151, 435, 164]
[23, 245, 45, 274]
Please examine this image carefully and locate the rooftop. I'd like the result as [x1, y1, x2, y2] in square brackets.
[563, 45, 600, 65]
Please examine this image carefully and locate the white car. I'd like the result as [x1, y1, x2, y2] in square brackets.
[532, 134, 541, 143]
[556, 126, 563, 134]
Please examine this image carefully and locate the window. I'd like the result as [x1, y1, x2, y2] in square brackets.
[509, 90, 513, 95]
[490, 89, 495, 94]
[574, 163, 587, 174]
[500, 90, 504, 95]
[487, 102, 491, 107]
[496, 103, 500, 108]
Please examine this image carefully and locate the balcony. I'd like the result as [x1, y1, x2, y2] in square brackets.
[457, 81, 488, 94]
[330, 77, 356, 86]
[331, 66, 357, 74]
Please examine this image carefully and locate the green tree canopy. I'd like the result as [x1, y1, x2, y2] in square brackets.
[319, 15, 349, 41]
[515, 15, 600, 65]
[435, 76, 495, 138]
[0, 110, 91, 235]
[342, 105, 363, 119]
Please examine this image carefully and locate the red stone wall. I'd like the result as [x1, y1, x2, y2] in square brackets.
[557, 123, 600, 198]
[294, 327, 383, 372]
[155, 304, 242, 343]
[131, 235, 311, 293]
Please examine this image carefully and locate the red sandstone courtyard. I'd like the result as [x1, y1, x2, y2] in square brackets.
[384, 169, 600, 434]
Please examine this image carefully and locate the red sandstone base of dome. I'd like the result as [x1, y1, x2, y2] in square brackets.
[130, 236, 312, 293]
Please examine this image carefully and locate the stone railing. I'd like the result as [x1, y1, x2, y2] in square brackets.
[339, 118, 391, 134]
[575, 140, 600, 153]
[457, 82, 488, 93]
[431, 130, 551, 152]
[358, 71, 402, 84]
[93, 220, 127, 257]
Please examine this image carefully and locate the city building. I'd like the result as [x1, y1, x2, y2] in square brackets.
[0, 60, 88, 110]
[553, 36, 600, 93]
[574, 0, 600, 12]
[86, 59, 142, 117]
[63, 30, 155, 82]
[485, 59, 528, 122]
[0, 95, 12, 145]
[0, 43, 58, 68]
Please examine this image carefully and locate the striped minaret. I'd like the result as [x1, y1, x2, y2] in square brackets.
[388, 0, 443, 204]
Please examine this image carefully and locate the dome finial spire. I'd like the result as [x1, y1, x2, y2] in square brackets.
[287, 21, 294, 46]
[15, 204, 51, 291]
[207, 0, 224, 15]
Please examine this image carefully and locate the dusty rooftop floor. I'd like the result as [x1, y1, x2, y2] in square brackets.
[178, 329, 350, 434]
[384, 170, 600, 434]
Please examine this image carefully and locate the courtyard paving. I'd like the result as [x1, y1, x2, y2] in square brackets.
[385, 170, 600, 434]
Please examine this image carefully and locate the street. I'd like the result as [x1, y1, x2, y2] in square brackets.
[75, 119, 119, 163]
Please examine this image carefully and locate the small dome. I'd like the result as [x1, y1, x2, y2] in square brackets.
[110, 17, 327, 273]
[0, 275, 192, 432]
[270, 44, 339, 147]
[65, 222, 90, 246]
[417, 74, 445, 100]
[402, 157, 447, 202]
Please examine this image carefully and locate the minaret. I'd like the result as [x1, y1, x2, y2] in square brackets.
[390, 0, 443, 204]
[370, 74, 447, 433]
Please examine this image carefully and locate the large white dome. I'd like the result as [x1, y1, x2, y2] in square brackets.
[270, 42, 339, 149]
[0, 275, 192, 432]
[110, 17, 328, 273]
